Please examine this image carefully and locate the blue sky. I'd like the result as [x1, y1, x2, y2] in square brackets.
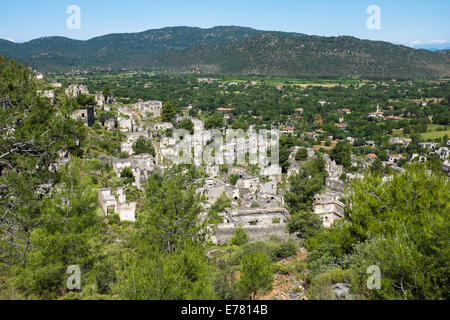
[1, 0, 449, 47]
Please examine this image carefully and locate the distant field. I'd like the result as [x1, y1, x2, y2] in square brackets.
[220, 75, 365, 87]
[391, 125, 449, 140]
[313, 141, 337, 151]
[392, 129, 404, 136]
[421, 124, 450, 140]
[294, 83, 343, 88]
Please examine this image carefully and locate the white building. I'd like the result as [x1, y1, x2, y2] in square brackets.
[136, 100, 163, 118]
[388, 155, 405, 164]
[442, 160, 450, 174]
[65, 84, 89, 97]
[389, 137, 412, 147]
[313, 194, 345, 228]
[435, 147, 449, 160]
[98, 188, 137, 222]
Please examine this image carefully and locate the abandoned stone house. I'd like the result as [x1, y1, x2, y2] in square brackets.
[95, 92, 114, 108]
[326, 177, 345, 195]
[434, 147, 449, 160]
[196, 178, 235, 206]
[411, 154, 427, 163]
[95, 93, 105, 107]
[212, 208, 290, 244]
[153, 122, 174, 131]
[312, 193, 346, 228]
[98, 188, 136, 222]
[37, 90, 55, 104]
[157, 145, 176, 164]
[389, 137, 412, 147]
[236, 177, 260, 193]
[118, 116, 135, 133]
[323, 153, 344, 179]
[112, 154, 156, 189]
[103, 119, 116, 131]
[260, 164, 282, 182]
[117, 106, 136, 132]
[262, 180, 277, 195]
[121, 132, 150, 155]
[418, 142, 438, 151]
[71, 108, 95, 127]
[136, 100, 163, 118]
[240, 192, 283, 209]
[388, 154, 405, 164]
[66, 84, 89, 98]
[197, 174, 282, 212]
[442, 160, 450, 174]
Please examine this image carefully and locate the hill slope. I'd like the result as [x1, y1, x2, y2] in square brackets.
[1, 26, 449, 79]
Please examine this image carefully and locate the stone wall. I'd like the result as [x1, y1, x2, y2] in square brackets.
[212, 208, 290, 244]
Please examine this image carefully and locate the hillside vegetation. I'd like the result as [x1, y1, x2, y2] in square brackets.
[1, 26, 449, 79]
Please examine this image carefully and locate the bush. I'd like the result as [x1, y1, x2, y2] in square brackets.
[132, 136, 155, 156]
[238, 252, 273, 300]
[295, 148, 308, 161]
[229, 174, 240, 186]
[231, 241, 298, 264]
[94, 260, 117, 295]
[287, 211, 323, 238]
[213, 269, 238, 300]
[272, 241, 298, 260]
[121, 167, 135, 184]
[306, 267, 351, 300]
[230, 226, 249, 246]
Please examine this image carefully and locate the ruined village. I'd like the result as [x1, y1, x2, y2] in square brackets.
[53, 83, 349, 244]
[2, 51, 449, 301]
[40, 80, 450, 249]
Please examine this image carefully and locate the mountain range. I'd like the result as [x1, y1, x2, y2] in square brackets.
[1, 26, 449, 79]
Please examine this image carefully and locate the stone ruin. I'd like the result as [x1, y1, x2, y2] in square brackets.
[37, 90, 55, 104]
[94, 92, 114, 108]
[66, 84, 89, 98]
[312, 192, 345, 228]
[98, 188, 136, 222]
[71, 108, 95, 127]
[117, 107, 136, 133]
[196, 172, 289, 244]
[120, 132, 150, 155]
[112, 154, 156, 189]
[213, 208, 290, 244]
[323, 153, 344, 179]
[136, 100, 163, 118]
[197, 175, 282, 210]
[103, 119, 116, 131]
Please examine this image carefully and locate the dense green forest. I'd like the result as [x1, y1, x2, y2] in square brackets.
[1, 26, 449, 78]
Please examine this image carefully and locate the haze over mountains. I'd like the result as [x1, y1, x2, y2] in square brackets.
[1, 26, 449, 79]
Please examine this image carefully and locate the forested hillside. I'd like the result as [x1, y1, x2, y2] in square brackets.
[1, 26, 449, 79]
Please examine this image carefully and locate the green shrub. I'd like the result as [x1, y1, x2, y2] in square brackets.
[230, 226, 249, 246]
[229, 174, 240, 186]
[231, 241, 298, 264]
[273, 241, 298, 260]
